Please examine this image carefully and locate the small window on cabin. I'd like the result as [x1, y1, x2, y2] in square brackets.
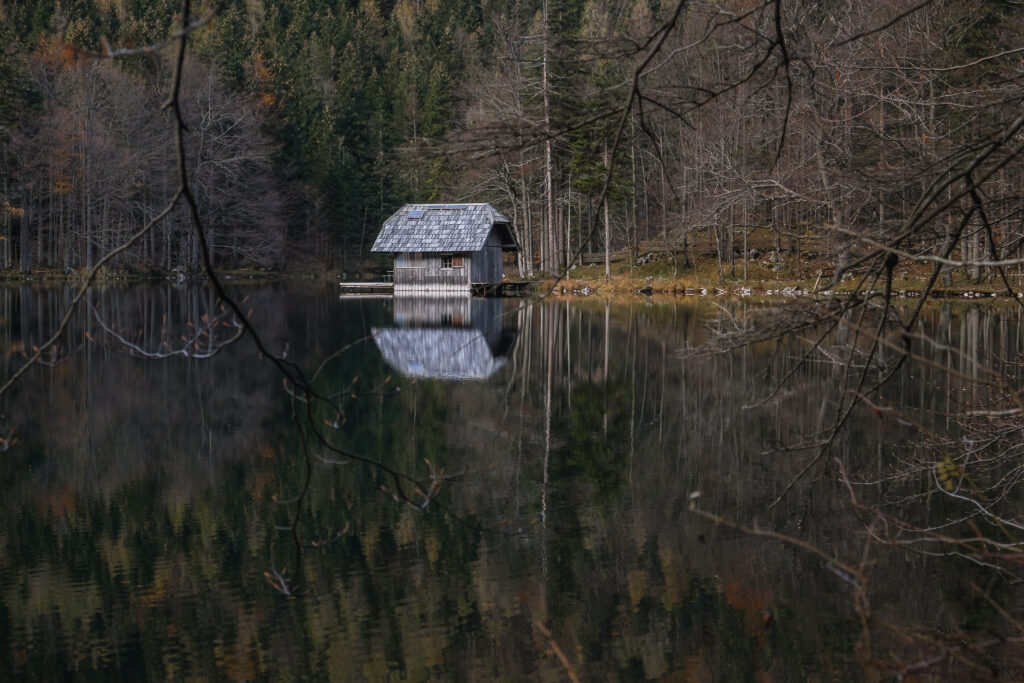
[452, 255, 464, 267]
[441, 254, 454, 268]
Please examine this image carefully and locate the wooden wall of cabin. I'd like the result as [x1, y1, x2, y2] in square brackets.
[394, 252, 470, 289]
[469, 231, 503, 283]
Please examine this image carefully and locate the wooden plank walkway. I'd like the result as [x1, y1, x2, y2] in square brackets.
[339, 282, 394, 294]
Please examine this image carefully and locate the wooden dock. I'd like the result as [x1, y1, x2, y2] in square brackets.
[339, 282, 394, 294]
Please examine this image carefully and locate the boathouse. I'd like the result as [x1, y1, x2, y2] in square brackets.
[370, 203, 518, 294]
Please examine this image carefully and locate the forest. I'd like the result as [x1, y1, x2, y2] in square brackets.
[0, 0, 1022, 281]
[5, 3, 1024, 677]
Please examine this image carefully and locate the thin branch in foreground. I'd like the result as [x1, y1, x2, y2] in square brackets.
[88, 303, 244, 359]
[0, 189, 180, 397]
[534, 621, 581, 683]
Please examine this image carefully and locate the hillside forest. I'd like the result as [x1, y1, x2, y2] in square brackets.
[0, 0, 1022, 281]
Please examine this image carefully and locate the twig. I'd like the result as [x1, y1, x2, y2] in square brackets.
[534, 621, 581, 683]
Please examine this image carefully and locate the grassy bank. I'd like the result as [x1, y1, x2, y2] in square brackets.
[540, 238, 1024, 299]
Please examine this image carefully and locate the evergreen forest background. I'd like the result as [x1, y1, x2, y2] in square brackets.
[1, 0, 1022, 281]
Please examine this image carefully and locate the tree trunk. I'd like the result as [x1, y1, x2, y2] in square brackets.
[604, 143, 610, 281]
[542, 0, 557, 275]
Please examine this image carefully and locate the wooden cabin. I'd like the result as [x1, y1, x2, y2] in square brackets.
[370, 203, 518, 294]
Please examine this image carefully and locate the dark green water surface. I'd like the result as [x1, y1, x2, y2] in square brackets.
[0, 283, 1017, 680]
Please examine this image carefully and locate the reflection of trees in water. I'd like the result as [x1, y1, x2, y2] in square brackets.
[395, 299, 874, 677]
[0, 284, 377, 678]
[4, 290, 1024, 678]
[0, 285, 283, 498]
[688, 299, 1024, 676]
[440, 299, 1024, 678]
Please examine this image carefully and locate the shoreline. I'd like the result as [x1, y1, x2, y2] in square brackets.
[534, 252, 1024, 300]
[6, 264, 1024, 302]
[539, 277, 1022, 300]
[0, 266, 332, 285]
[530, 243, 1024, 300]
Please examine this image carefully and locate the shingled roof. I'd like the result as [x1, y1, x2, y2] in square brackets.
[371, 203, 515, 253]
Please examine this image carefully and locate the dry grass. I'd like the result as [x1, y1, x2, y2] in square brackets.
[541, 237, 1024, 299]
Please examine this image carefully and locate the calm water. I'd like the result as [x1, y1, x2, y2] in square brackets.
[0, 282, 1020, 680]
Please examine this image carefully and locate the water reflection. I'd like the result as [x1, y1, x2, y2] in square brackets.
[0, 285, 1020, 679]
[372, 297, 518, 380]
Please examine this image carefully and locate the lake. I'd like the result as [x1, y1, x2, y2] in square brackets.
[0, 282, 1020, 680]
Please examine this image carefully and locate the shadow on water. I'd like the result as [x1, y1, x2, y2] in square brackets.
[0, 283, 1021, 679]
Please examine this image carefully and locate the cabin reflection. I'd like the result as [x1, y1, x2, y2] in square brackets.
[372, 297, 518, 380]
